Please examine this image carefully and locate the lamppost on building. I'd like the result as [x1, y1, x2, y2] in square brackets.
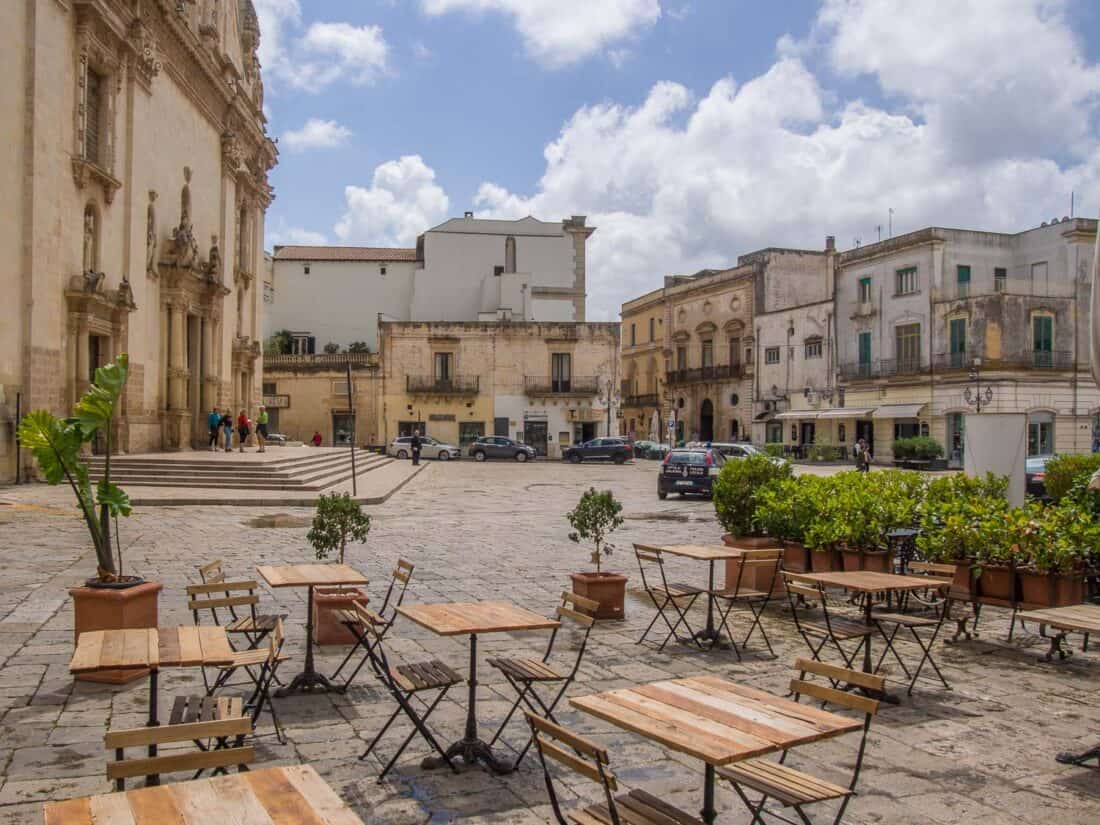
[963, 357, 993, 412]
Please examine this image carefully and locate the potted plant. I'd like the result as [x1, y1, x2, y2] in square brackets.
[18, 354, 161, 684]
[567, 488, 627, 620]
[307, 492, 372, 644]
[754, 476, 813, 573]
[713, 454, 792, 588]
[1017, 500, 1091, 606]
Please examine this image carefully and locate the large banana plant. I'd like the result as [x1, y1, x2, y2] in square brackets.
[17, 354, 132, 580]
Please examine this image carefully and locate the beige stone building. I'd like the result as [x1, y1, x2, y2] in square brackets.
[0, 0, 276, 481]
[620, 287, 667, 440]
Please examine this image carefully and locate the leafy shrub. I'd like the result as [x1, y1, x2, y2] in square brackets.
[712, 454, 792, 538]
[762, 444, 785, 458]
[308, 492, 371, 565]
[567, 488, 624, 574]
[1044, 454, 1100, 502]
[892, 436, 944, 461]
[916, 473, 1010, 563]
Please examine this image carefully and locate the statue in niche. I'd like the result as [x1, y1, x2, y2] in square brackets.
[117, 277, 135, 308]
[168, 166, 199, 270]
[206, 234, 221, 283]
[83, 209, 96, 274]
[145, 190, 158, 278]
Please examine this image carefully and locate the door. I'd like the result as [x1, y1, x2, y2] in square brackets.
[494, 416, 509, 437]
[857, 331, 872, 377]
[1032, 315, 1053, 367]
[700, 399, 714, 442]
[526, 421, 548, 456]
[856, 420, 874, 456]
[800, 422, 816, 446]
[947, 413, 965, 467]
[332, 413, 355, 445]
[949, 318, 967, 368]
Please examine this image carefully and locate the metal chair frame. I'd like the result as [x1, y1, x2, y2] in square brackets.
[331, 559, 415, 689]
[871, 586, 951, 695]
[202, 619, 287, 745]
[784, 575, 872, 673]
[711, 550, 782, 660]
[634, 545, 703, 651]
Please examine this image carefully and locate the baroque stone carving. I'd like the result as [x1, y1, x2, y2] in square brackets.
[83, 210, 96, 274]
[117, 278, 136, 309]
[166, 167, 200, 271]
[128, 18, 161, 87]
[222, 130, 244, 170]
[146, 190, 159, 279]
[205, 234, 222, 283]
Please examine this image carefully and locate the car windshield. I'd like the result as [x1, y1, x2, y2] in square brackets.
[667, 450, 708, 465]
[739, 444, 762, 455]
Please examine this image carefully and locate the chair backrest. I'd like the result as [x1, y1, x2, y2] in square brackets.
[267, 617, 285, 664]
[105, 715, 253, 790]
[727, 549, 782, 597]
[376, 559, 415, 621]
[527, 712, 620, 825]
[549, 592, 597, 676]
[186, 579, 260, 626]
[198, 560, 225, 584]
[633, 544, 671, 593]
[909, 561, 956, 582]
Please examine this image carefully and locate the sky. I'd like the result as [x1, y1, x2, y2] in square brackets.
[256, 0, 1100, 320]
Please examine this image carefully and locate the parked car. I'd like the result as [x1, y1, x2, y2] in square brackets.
[710, 441, 789, 467]
[657, 447, 726, 499]
[1026, 454, 1053, 499]
[389, 435, 461, 461]
[468, 436, 537, 462]
[563, 437, 633, 464]
[632, 439, 658, 458]
[265, 432, 288, 444]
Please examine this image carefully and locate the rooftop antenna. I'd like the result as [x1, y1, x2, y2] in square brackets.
[888, 208, 894, 238]
[876, 225, 882, 242]
[853, 236, 862, 248]
[1071, 191, 1075, 218]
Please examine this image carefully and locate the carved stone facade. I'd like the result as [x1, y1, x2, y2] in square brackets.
[0, 0, 277, 480]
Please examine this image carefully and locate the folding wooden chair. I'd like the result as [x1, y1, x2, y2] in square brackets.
[634, 544, 704, 651]
[784, 574, 874, 671]
[105, 707, 253, 791]
[527, 712, 705, 825]
[871, 583, 951, 694]
[486, 592, 598, 768]
[194, 560, 287, 650]
[710, 549, 782, 659]
[353, 603, 463, 781]
[718, 658, 883, 825]
[199, 619, 288, 744]
[331, 559, 414, 689]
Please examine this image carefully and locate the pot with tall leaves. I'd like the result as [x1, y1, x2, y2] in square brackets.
[567, 487, 627, 620]
[307, 492, 372, 644]
[18, 354, 161, 683]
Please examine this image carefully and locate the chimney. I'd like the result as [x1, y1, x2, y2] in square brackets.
[464, 211, 474, 219]
[825, 235, 835, 252]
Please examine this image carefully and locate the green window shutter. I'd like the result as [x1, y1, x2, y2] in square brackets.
[858, 331, 871, 364]
[1033, 316, 1052, 352]
[957, 265, 971, 284]
[949, 319, 967, 354]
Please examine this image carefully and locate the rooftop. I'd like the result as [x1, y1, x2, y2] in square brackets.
[272, 246, 418, 263]
[427, 214, 588, 237]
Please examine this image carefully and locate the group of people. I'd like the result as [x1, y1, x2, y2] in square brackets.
[206, 406, 269, 453]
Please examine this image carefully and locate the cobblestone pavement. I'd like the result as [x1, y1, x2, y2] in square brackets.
[1, 460, 1098, 823]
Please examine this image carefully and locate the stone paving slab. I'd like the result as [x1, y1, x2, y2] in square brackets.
[1, 461, 1099, 823]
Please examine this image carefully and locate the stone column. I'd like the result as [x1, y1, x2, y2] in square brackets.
[200, 317, 216, 412]
[76, 318, 90, 398]
[168, 302, 187, 410]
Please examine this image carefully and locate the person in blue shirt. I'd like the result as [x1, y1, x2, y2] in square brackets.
[207, 407, 221, 452]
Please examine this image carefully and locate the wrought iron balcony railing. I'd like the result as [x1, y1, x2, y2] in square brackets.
[406, 375, 479, 394]
[665, 364, 742, 386]
[524, 376, 600, 395]
[623, 393, 660, 408]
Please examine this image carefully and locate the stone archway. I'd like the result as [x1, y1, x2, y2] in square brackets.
[700, 398, 715, 442]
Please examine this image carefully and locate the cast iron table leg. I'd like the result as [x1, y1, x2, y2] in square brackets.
[863, 590, 899, 705]
[1056, 744, 1100, 766]
[691, 561, 728, 648]
[701, 763, 717, 824]
[422, 633, 514, 774]
[146, 668, 160, 786]
[276, 585, 338, 696]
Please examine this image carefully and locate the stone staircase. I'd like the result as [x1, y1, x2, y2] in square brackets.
[87, 448, 393, 492]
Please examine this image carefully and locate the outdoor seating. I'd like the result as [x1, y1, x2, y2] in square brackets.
[716, 658, 883, 825]
[709, 548, 782, 659]
[352, 603, 464, 780]
[199, 619, 288, 744]
[486, 591, 598, 767]
[872, 585, 951, 694]
[784, 574, 874, 671]
[526, 712, 706, 825]
[194, 560, 287, 650]
[634, 545, 704, 651]
[104, 706, 253, 791]
[331, 558, 415, 689]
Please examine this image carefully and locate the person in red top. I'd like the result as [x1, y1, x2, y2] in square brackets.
[311, 430, 323, 447]
[236, 410, 250, 452]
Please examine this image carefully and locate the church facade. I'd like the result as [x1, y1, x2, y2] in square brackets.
[0, 0, 277, 481]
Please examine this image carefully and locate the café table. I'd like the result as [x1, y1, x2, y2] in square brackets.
[43, 764, 365, 824]
[257, 563, 369, 696]
[70, 626, 234, 783]
[635, 543, 746, 647]
[571, 675, 861, 824]
[396, 600, 559, 773]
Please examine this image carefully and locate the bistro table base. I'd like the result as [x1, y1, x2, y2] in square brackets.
[1056, 744, 1100, 767]
[422, 737, 514, 774]
[276, 668, 339, 696]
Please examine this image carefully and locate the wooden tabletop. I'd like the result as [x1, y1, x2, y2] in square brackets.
[69, 626, 233, 674]
[792, 570, 937, 593]
[257, 563, 369, 588]
[1018, 604, 1100, 634]
[636, 543, 746, 561]
[43, 764, 364, 825]
[397, 601, 560, 636]
[570, 675, 860, 767]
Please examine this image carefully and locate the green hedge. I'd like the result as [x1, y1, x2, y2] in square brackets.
[1044, 454, 1100, 502]
[892, 436, 944, 460]
[712, 454, 792, 538]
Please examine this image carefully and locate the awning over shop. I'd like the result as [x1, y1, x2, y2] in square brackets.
[872, 403, 926, 420]
[816, 408, 875, 419]
[774, 410, 818, 420]
[753, 410, 776, 422]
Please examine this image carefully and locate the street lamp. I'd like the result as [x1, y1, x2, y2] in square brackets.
[963, 357, 993, 412]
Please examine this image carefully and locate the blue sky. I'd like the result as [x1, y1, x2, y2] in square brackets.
[256, 1, 1100, 319]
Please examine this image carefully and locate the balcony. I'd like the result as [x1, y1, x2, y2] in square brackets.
[838, 358, 925, 381]
[850, 300, 876, 319]
[406, 375, 479, 394]
[623, 393, 660, 408]
[665, 364, 742, 386]
[524, 376, 600, 396]
[933, 350, 1073, 371]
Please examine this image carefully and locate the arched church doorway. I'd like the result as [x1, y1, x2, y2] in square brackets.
[700, 398, 714, 442]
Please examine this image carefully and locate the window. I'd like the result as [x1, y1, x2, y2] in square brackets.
[459, 421, 484, 446]
[1028, 412, 1054, 456]
[701, 339, 714, 368]
[380, 266, 387, 276]
[649, 317, 655, 342]
[303, 265, 310, 275]
[894, 420, 920, 440]
[857, 331, 872, 375]
[729, 337, 741, 366]
[551, 352, 572, 392]
[838, 424, 847, 443]
[1032, 315, 1053, 367]
[948, 318, 967, 368]
[895, 323, 921, 372]
[630, 323, 636, 346]
[804, 338, 823, 359]
[956, 265, 971, 298]
[994, 267, 1007, 292]
[434, 352, 452, 382]
[895, 266, 918, 295]
[262, 382, 276, 395]
[765, 346, 780, 365]
[766, 422, 783, 443]
[84, 69, 105, 165]
[858, 277, 872, 303]
[676, 346, 687, 370]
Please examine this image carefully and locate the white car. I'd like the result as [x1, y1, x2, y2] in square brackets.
[709, 442, 789, 467]
[388, 436, 461, 461]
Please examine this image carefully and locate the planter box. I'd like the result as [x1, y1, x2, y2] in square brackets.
[571, 572, 627, 620]
[976, 565, 1014, 602]
[782, 542, 812, 574]
[312, 587, 369, 645]
[722, 536, 783, 595]
[811, 548, 842, 573]
[1018, 570, 1085, 607]
[70, 581, 162, 684]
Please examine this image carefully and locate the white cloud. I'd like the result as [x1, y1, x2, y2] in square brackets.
[282, 118, 352, 151]
[334, 156, 450, 247]
[412, 41, 434, 60]
[420, 0, 661, 68]
[267, 221, 328, 248]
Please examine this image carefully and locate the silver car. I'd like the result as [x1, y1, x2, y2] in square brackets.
[389, 435, 461, 461]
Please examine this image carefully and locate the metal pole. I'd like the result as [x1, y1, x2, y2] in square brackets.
[14, 392, 21, 484]
[346, 357, 357, 496]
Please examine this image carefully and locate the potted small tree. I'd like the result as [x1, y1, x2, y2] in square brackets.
[307, 492, 372, 644]
[712, 454, 791, 588]
[568, 488, 627, 620]
[18, 354, 161, 684]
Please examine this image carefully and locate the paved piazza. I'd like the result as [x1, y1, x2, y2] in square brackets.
[1, 460, 1098, 824]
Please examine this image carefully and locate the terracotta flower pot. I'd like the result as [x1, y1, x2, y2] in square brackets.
[70, 580, 162, 684]
[811, 548, 841, 572]
[570, 572, 627, 620]
[722, 534, 779, 549]
[976, 564, 1014, 601]
[862, 549, 894, 574]
[840, 548, 863, 572]
[312, 587, 369, 645]
[720, 536, 782, 594]
[1018, 570, 1084, 607]
[782, 541, 812, 574]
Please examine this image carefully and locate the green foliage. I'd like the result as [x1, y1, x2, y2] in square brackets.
[307, 493, 372, 565]
[892, 436, 944, 460]
[264, 329, 293, 355]
[1044, 454, 1100, 502]
[17, 354, 131, 579]
[347, 341, 371, 353]
[754, 476, 814, 543]
[762, 444, 785, 458]
[917, 473, 1012, 564]
[567, 488, 624, 574]
[712, 454, 792, 538]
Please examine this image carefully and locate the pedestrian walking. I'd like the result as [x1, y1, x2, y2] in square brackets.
[410, 428, 422, 465]
[256, 405, 269, 452]
[236, 410, 250, 453]
[220, 411, 233, 452]
[856, 438, 872, 473]
[207, 407, 220, 452]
